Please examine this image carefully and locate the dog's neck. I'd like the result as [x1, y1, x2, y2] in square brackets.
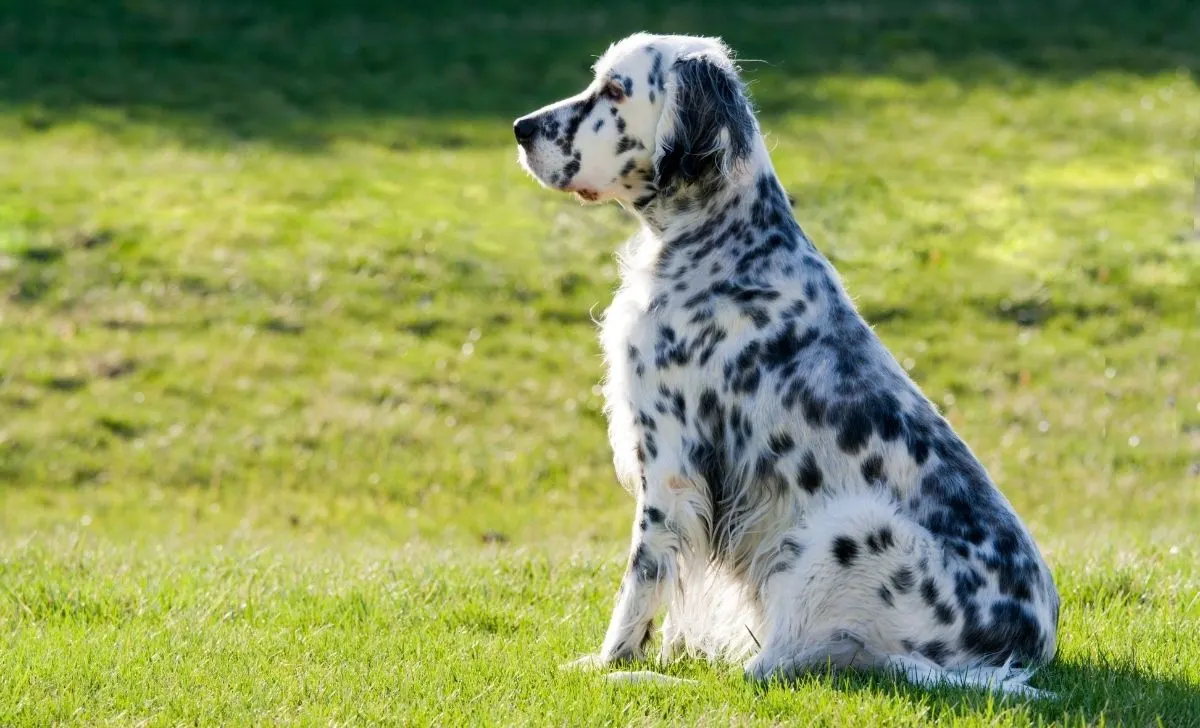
[626, 143, 777, 240]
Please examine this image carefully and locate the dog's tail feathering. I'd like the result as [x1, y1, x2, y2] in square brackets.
[606, 635, 1054, 697]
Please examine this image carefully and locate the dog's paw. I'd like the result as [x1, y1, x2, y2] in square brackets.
[743, 652, 799, 685]
[742, 654, 772, 684]
[560, 653, 609, 672]
[561, 646, 645, 672]
[606, 670, 697, 686]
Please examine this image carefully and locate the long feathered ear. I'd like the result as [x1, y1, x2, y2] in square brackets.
[652, 48, 756, 190]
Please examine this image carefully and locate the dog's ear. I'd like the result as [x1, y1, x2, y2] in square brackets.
[653, 49, 756, 190]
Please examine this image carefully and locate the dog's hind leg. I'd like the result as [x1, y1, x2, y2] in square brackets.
[744, 491, 935, 682]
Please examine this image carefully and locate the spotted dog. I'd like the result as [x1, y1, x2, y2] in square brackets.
[514, 33, 1059, 694]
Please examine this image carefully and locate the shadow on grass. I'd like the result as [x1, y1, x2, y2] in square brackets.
[0, 0, 1196, 149]
[819, 657, 1200, 725]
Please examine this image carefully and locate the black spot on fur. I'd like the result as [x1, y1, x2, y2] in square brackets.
[836, 408, 872, 454]
[865, 394, 904, 441]
[861, 453, 885, 484]
[797, 452, 822, 494]
[932, 601, 956, 625]
[802, 394, 827, 427]
[783, 299, 807, 319]
[954, 569, 986, 607]
[561, 159, 581, 183]
[616, 136, 642, 155]
[903, 411, 934, 465]
[592, 118, 605, 133]
[920, 578, 940, 607]
[754, 454, 790, 497]
[744, 306, 770, 328]
[959, 599, 1046, 665]
[832, 536, 859, 567]
[647, 48, 666, 93]
[768, 432, 795, 454]
[690, 388, 734, 556]
[559, 95, 598, 153]
[879, 585, 895, 607]
[920, 640, 950, 665]
[865, 527, 894, 554]
[728, 405, 754, 452]
[685, 281, 779, 309]
[631, 545, 661, 582]
[724, 341, 762, 395]
[645, 506, 665, 525]
[668, 390, 686, 423]
[762, 323, 820, 370]
[891, 567, 915, 593]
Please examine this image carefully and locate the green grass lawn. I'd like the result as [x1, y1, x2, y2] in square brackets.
[1, 0, 1198, 724]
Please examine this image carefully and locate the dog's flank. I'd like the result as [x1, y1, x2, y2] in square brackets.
[515, 32, 1059, 695]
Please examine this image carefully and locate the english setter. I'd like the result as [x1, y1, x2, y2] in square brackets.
[514, 33, 1058, 695]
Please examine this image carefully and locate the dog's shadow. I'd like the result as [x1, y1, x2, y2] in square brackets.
[775, 659, 1200, 725]
[637, 654, 1199, 724]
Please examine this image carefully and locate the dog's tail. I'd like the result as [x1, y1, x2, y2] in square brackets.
[881, 652, 1053, 698]
[597, 646, 1053, 697]
[604, 661, 1051, 697]
[799, 632, 1055, 699]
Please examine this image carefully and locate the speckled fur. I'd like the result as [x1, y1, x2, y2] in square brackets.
[514, 33, 1058, 694]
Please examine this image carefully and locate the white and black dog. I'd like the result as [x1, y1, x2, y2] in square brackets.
[514, 33, 1058, 694]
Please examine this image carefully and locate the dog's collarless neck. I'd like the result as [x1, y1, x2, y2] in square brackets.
[630, 175, 751, 239]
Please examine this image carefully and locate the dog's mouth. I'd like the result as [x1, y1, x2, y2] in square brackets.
[517, 146, 602, 202]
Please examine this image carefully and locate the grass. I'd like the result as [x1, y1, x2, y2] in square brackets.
[1, 0, 1198, 724]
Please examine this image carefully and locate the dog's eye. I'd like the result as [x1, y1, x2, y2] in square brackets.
[600, 80, 626, 102]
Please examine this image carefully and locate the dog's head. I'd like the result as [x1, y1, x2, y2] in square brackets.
[514, 33, 757, 205]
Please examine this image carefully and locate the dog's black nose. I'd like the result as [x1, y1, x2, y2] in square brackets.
[513, 117, 538, 144]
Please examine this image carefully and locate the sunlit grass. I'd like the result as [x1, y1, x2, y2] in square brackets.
[0, 0, 1198, 724]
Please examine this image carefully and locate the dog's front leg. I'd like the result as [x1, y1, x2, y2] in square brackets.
[597, 507, 674, 662]
[579, 485, 681, 666]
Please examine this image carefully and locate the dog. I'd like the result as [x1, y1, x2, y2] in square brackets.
[514, 33, 1059, 695]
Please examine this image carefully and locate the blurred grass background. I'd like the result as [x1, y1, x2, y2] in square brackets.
[0, 1, 1198, 723]
[1, 0, 1196, 544]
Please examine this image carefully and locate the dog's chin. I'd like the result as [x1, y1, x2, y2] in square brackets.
[516, 149, 548, 187]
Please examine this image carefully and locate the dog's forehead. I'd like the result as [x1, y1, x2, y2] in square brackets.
[592, 33, 729, 80]
[593, 34, 658, 79]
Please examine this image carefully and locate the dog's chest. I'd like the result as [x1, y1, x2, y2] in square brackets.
[601, 261, 816, 435]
